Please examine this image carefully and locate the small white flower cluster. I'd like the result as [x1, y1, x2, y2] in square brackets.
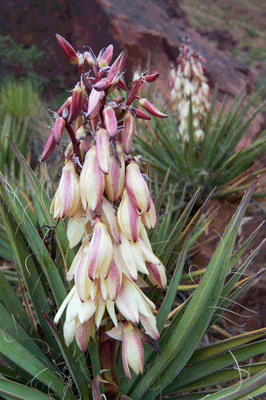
[169, 44, 210, 142]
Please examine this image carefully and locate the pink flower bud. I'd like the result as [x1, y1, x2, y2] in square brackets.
[104, 143, 125, 202]
[132, 108, 151, 120]
[57, 96, 71, 116]
[80, 145, 105, 212]
[40, 129, 57, 161]
[50, 160, 81, 219]
[98, 44, 113, 67]
[122, 322, 144, 379]
[116, 78, 128, 91]
[107, 50, 126, 84]
[117, 189, 140, 243]
[87, 89, 105, 119]
[146, 262, 166, 289]
[96, 128, 111, 174]
[75, 320, 93, 352]
[68, 82, 87, 124]
[143, 72, 159, 83]
[87, 217, 113, 280]
[138, 98, 168, 118]
[125, 162, 151, 214]
[53, 117, 65, 144]
[103, 106, 118, 137]
[121, 111, 135, 155]
[99, 197, 121, 243]
[84, 50, 96, 66]
[93, 77, 111, 91]
[141, 198, 157, 229]
[56, 34, 79, 65]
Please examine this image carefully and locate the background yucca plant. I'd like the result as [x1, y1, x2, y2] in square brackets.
[1, 140, 266, 399]
[134, 84, 266, 206]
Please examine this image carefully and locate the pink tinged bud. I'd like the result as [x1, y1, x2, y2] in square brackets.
[106, 323, 123, 341]
[132, 108, 151, 120]
[75, 320, 92, 352]
[139, 312, 160, 341]
[125, 162, 151, 214]
[57, 96, 71, 116]
[143, 72, 159, 83]
[141, 198, 157, 229]
[115, 277, 140, 324]
[78, 299, 97, 324]
[106, 257, 122, 300]
[139, 239, 161, 265]
[94, 77, 111, 91]
[63, 319, 76, 347]
[116, 78, 128, 91]
[100, 277, 108, 301]
[56, 34, 79, 65]
[98, 44, 113, 67]
[50, 161, 81, 219]
[96, 128, 111, 174]
[122, 322, 144, 379]
[107, 50, 126, 84]
[100, 197, 121, 244]
[122, 111, 135, 155]
[103, 106, 118, 137]
[53, 117, 65, 144]
[106, 300, 118, 327]
[90, 114, 99, 134]
[80, 146, 105, 212]
[87, 89, 105, 119]
[130, 243, 149, 275]
[146, 262, 166, 289]
[87, 217, 113, 280]
[68, 83, 87, 124]
[138, 98, 168, 118]
[95, 297, 106, 328]
[40, 129, 56, 161]
[117, 190, 140, 243]
[104, 143, 125, 202]
[75, 243, 91, 301]
[117, 234, 138, 281]
[84, 50, 96, 66]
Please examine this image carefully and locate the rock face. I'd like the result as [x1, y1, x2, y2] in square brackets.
[1, 0, 264, 143]
[0, 0, 255, 96]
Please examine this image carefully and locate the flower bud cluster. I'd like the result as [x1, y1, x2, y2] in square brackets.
[169, 44, 210, 142]
[43, 35, 168, 379]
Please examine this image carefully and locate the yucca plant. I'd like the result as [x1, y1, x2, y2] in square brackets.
[134, 46, 266, 205]
[1, 35, 266, 400]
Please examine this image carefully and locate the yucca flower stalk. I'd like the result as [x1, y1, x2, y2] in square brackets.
[41, 34, 168, 380]
[169, 43, 210, 142]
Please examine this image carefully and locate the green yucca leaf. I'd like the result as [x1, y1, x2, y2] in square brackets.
[44, 313, 91, 399]
[0, 329, 75, 400]
[0, 378, 54, 400]
[202, 368, 266, 400]
[156, 228, 192, 333]
[128, 181, 256, 400]
[170, 362, 266, 394]
[163, 337, 266, 395]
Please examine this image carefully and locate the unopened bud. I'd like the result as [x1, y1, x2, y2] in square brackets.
[98, 44, 113, 67]
[138, 98, 168, 118]
[87, 89, 105, 119]
[53, 117, 65, 144]
[104, 143, 125, 202]
[118, 189, 140, 243]
[132, 108, 151, 120]
[96, 128, 111, 174]
[57, 97, 72, 116]
[103, 106, 117, 137]
[143, 73, 159, 83]
[94, 77, 111, 91]
[107, 50, 126, 84]
[56, 34, 79, 65]
[125, 162, 151, 214]
[40, 130, 57, 161]
[68, 83, 87, 124]
[116, 78, 128, 91]
[121, 111, 135, 155]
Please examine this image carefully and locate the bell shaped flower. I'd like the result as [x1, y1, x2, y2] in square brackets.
[50, 160, 81, 219]
[125, 161, 151, 214]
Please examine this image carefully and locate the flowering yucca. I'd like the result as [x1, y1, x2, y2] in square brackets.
[41, 35, 167, 379]
[169, 43, 210, 142]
